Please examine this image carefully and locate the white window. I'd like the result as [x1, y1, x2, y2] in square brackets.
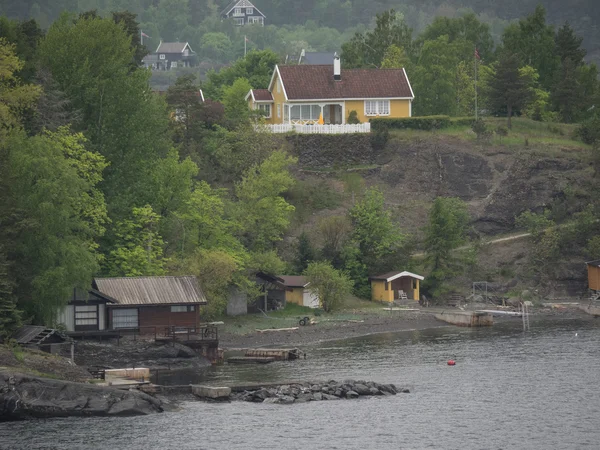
[159, 54, 165, 60]
[112, 308, 139, 329]
[234, 17, 244, 25]
[246, 7, 253, 14]
[171, 305, 195, 312]
[277, 104, 281, 118]
[257, 103, 271, 118]
[365, 100, 390, 116]
[290, 104, 321, 121]
[75, 305, 97, 326]
[171, 61, 177, 68]
[233, 7, 242, 16]
[276, 80, 281, 93]
[284, 104, 289, 121]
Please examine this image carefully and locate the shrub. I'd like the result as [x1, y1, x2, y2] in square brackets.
[304, 261, 353, 312]
[496, 126, 509, 137]
[577, 117, 600, 146]
[370, 115, 452, 131]
[471, 119, 492, 142]
[347, 110, 361, 124]
[370, 128, 389, 150]
[450, 117, 476, 127]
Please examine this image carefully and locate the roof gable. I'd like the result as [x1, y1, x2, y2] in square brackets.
[93, 276, 207, 306]
[155, 42, 193, 54]
[277, 65, 414, 100]
[246, 88, 273, 102]
[221, 0, 265, 18]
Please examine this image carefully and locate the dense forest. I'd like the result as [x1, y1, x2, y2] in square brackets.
[0, 0, 599, 66]
[0, 4, 599, 337]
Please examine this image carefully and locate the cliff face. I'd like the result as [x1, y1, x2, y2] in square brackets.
[291, 135, 593, 237]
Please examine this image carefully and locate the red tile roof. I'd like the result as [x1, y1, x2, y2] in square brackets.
[277, 65, 413, 100]
[251, 89, 273, 101]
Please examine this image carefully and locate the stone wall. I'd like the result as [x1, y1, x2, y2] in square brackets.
[286, 134, 378, 168]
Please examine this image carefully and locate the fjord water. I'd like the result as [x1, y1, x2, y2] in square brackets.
[2, 318, 600, 450]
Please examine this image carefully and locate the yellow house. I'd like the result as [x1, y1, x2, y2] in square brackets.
[279, 276, 320, 309]
[370, 271, 424, 303]
[245, 54, 414, 125]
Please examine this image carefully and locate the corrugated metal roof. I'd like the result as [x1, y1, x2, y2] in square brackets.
[278, 275, 309, 288]
[93, 276, 207, 306]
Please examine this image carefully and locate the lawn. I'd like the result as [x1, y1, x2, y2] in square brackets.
[217, 296, 397, 336]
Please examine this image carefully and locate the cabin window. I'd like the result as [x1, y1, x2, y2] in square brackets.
[276, 80, 281, 93]
[257, 103, 271, 118]
[171, 61, 177, 68]
[159, 54, 165, 60]
[75, 305, 97, 326]
[171, 305, 195, 312]
[364, 100, 390, 116]
[277, 104, 281, 118]
[235, 18, 244, 25]
[284, 104, 289, 121]
[112, 308, 139, 329]
[246, 7, 253, 14]
[234, 7, 242, 16]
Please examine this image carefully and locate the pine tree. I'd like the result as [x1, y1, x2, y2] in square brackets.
[295, 232, 315, 273]
[485, 52, 534, 129]
[555, 22, 586, 66]
[552, 57, 580, 123]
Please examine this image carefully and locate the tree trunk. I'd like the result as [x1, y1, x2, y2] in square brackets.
[507, 104, 512, 129]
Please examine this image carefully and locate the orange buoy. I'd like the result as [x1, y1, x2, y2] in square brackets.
[447, 360, 456, 366]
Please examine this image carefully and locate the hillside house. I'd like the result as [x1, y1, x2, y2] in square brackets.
[246, 54, 414, 125]
[221, 0, 265, 26]
[57, 276, 207, 334]
[142, 42, 196, 70]
[370, 271, 424, 303]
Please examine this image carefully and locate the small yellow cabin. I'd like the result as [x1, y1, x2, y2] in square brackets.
[370, 271, 424, 303]
[246, 54, 414, 126]
[586, 260, 600, 291]
[279, 276, 320, 309]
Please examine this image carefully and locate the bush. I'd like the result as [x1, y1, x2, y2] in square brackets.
[370, 115, 452, 131]
[370, 128, 389, 150]
[496, 126, 509, 137]
[347, 110, 361, 124]
[304, 261, 353, 312]
[450, 117, 476, 127]
[577, 117, 600, 146]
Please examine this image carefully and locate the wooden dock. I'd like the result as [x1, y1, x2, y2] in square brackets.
[227, 356, 276, 364]
[244, 348, 303, 360]
[435, 310, 493, 327]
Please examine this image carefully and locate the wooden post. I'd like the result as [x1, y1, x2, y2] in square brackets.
[70, 341, 75, 363]
[264, 289, 268, 312]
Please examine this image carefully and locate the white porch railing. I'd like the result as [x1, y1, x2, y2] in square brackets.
[257, 123, 371, 134]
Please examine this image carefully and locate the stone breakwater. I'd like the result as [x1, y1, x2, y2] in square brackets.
[231, 380, 408, 404]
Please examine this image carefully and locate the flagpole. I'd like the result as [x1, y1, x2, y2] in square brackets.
[474, 47, 478, 121]
[244, 35, 247, 57]
[141, 29, 143, 46]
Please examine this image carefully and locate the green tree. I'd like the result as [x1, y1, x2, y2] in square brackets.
[295, 231, 316, 274]
[1, 130, 106, 324]
[380, 44, 410, 69]
[423, 197, 471, 298]
[501, 5, 558, 90]
[0, 38, 41, 132]
[112, 10, 147, 66]
[304, 261, 353, 312]
[412, 36, 460, 116]
[233, 151, 297, 251]
[341, 10, 413, 69]
[555, 22, 586, 67]
[221, 77, 252, 127]
[107, 205, 168, 276]
[346, 187, 404, 295]
[483, 52, 535, 128]
[455, 60, 476, 116]
[319, 215, 352, 268]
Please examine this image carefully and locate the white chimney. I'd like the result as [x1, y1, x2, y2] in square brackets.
[333, 52, 341, 81]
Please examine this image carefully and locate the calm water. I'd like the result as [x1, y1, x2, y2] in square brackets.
[2, 318, 600, 450]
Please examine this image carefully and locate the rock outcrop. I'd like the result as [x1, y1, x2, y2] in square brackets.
[0, 372, 164, 420]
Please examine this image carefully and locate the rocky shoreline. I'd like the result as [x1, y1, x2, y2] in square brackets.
[232, 380, 408, 404]
[0, 371, 168, 421]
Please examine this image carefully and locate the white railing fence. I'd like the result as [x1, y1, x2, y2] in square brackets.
[256, 123, 371, 134]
